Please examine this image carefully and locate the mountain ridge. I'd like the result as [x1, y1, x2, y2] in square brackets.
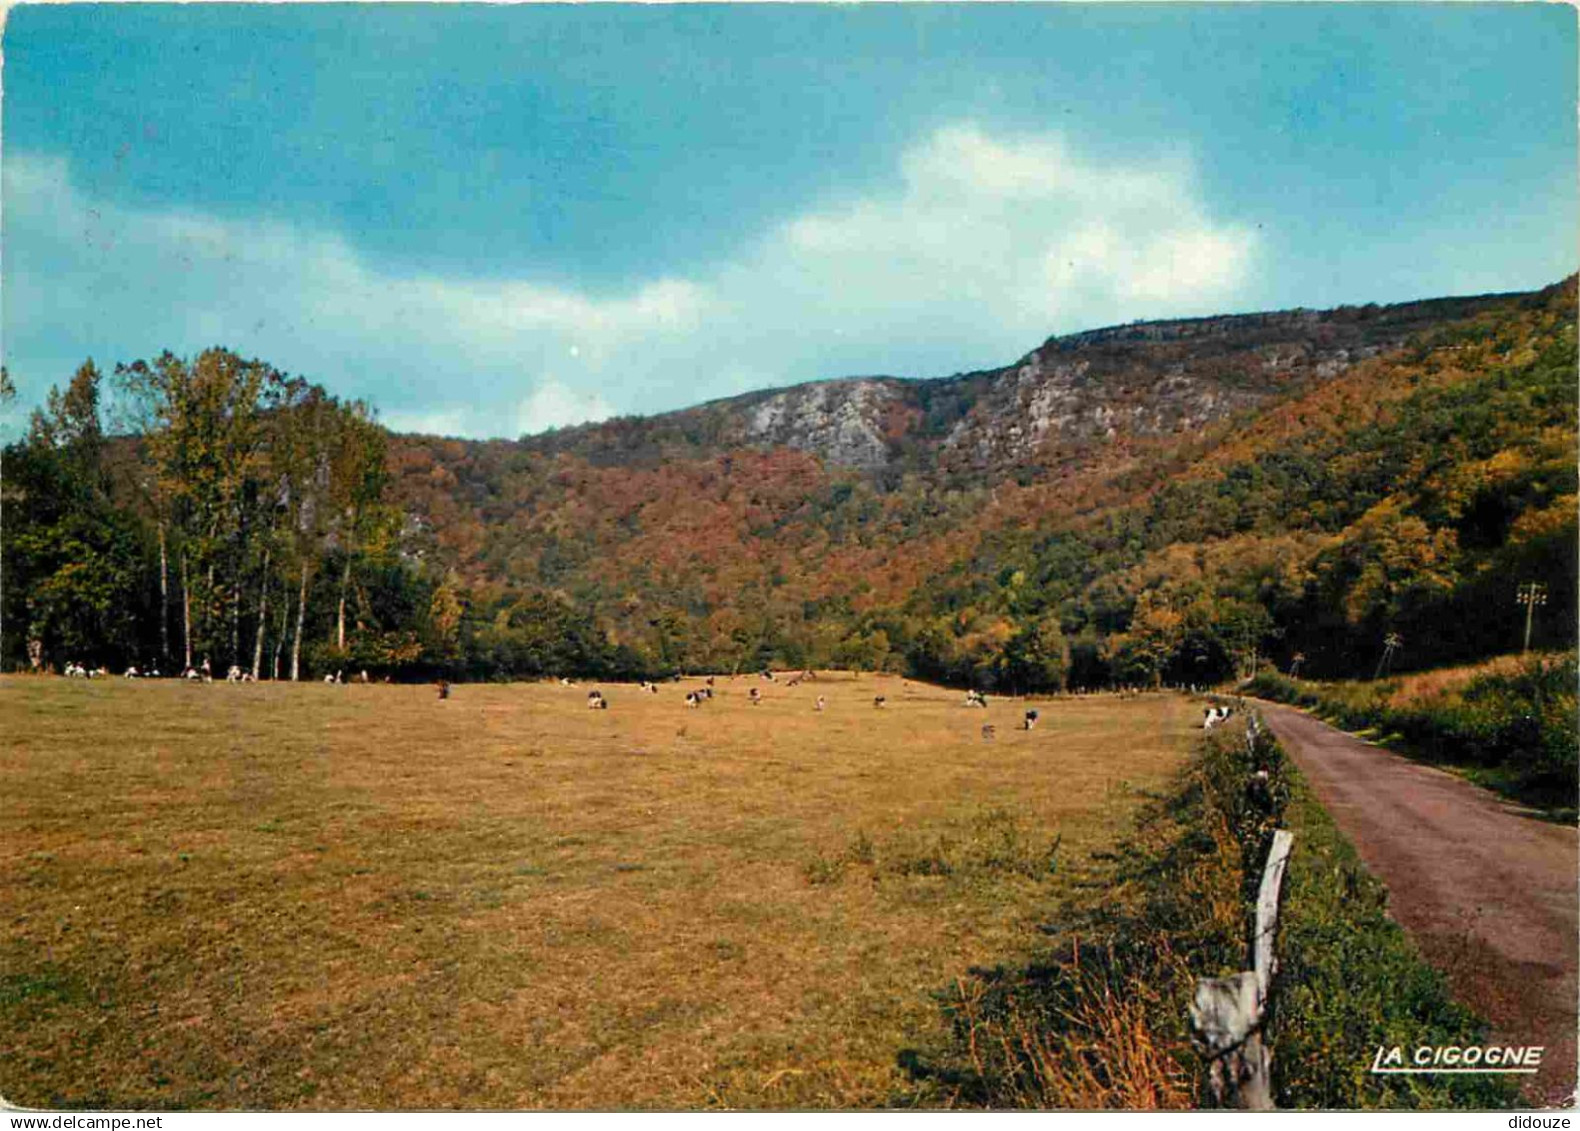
[380, 274, 1574, 684]
[490, 284, 1550, 477]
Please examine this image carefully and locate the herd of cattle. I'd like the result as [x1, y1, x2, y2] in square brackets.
[48, 661, 1238, 732]
[551, 670, 1106, 736]
[61, 658, 380, 685]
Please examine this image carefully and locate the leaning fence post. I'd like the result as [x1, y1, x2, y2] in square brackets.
[1254, 830, 1295, 1003]
[1190, 828, 1294, 1110]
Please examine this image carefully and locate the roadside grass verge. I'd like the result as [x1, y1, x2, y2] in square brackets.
[900, 709, 1521, 1110]
[1247, 653, 1578, 819]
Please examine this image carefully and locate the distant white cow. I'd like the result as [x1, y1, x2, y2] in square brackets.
[1202, 705, 1234, 729]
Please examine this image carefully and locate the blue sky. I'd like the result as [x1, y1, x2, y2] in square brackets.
[4, 3, 1575, 439]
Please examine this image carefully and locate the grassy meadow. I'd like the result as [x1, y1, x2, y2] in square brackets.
[1, 673, 1198, 1110]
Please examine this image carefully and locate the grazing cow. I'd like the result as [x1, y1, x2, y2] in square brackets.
[748, 687, 762, 705]
[587, 690, 608, 710]
[706, 677, 715, 687]
[1024, 709, 1040, 731]
[438, 680, 450, 700]
[963, 689, 987, 708]
[873, 696, 886, 708]
[324, 673, 336, 684]
[685, 691, 701, 708]
[559, 676, 575, 687]
[981, 724, 996, 740]
[183, 666, 203, 682]
[227, 665, 243, 683]
[1202, 705, 1233, 729]
[123, 666, 140, 679]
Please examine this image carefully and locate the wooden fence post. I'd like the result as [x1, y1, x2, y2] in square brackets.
[1190, 828, 1295, 1110]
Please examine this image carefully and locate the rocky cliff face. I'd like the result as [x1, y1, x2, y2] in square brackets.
[726, 379, 904, 471]
[514, 288, 1534, 476]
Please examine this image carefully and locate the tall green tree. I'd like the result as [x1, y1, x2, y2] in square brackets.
[3, 362, 145, 669]
[117, 349, 290, 669]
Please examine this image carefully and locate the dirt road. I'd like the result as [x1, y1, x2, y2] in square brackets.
[1255, 702, 1577, 1107]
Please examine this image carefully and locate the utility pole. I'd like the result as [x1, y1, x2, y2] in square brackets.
[1374, 632, 1402, 681]
[1517, 582, 1547, 654]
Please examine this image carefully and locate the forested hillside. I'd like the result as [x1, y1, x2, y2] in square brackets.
[5, 278, 1574, 687]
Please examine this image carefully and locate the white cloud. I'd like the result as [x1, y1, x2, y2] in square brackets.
[3, 154, 711, 438]
[513, 379, 615, 436]
[378, 408, 471, 438]
[737, 122, 1255, 343]
[5, 127, 1256, 437]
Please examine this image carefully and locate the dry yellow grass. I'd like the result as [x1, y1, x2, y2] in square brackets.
[1, 672, 1197, 1110]
[1380, 651, 1568, 708]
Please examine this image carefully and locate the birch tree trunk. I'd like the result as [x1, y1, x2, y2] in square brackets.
[207, 561, 216, 637]
[181, 552, 193, 670]
[337, 552, 352, 653]
[158, 523, 170, 668]
[251, 548, 271, 679]
[272, 598, 287, 681]
[230, 577, 241, 670]
[291, 560, 309, 681]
